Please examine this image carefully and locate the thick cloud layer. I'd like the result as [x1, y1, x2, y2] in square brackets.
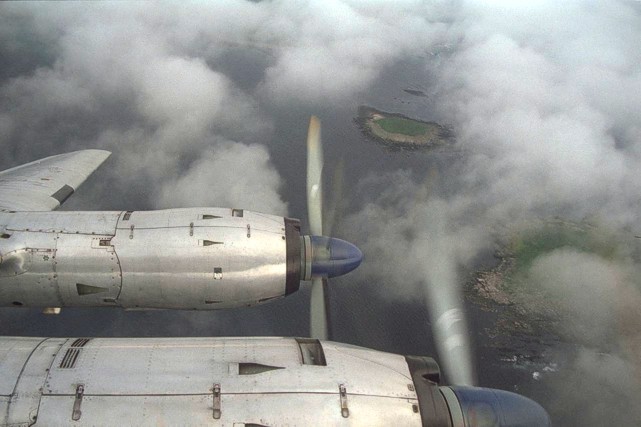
[528, 249, 629, 344]
[1, 1, 641, 424]
[157, 141, 286, 214]
[436, 1, 641, 227]
[0, 2, 276, 210]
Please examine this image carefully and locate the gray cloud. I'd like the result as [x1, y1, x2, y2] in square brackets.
[527, 248, 640, 347]
[0, 2, 275, 210]
[256, 1, 449, 105]
[421, 1, 641, 418]
[524, 248, 641, 425]
[340, 170, 485, 385]
[157, 141, 287, 215]
[545, 347, 641, 426]
[1, 0, 641, 423]
[338, 0, 641, 414]
[433, 1, 641, 227]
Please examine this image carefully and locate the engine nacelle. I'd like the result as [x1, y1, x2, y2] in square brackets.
[0, 336, 550, 426]
[406, 355, 551, 426]
[0, 208, 304, 309]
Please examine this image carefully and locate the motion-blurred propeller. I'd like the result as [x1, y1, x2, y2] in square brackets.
[307, 116, 323, 237]
[304, 116, 362, 340]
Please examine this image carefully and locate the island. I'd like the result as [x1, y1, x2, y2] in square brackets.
[466, 218, 641, 362]
[355, 106, 454, 150]
[403, 89, 427, 97]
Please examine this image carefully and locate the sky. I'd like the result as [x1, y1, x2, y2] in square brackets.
[1, 1, 641, 425]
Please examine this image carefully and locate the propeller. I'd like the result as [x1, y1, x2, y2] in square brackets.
[323, 156, 345, 238]
[304, 116, 361, 340]
[307, 116, 327, 340]
[307, 116, 323, 237]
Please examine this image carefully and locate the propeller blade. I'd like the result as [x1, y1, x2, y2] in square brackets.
[307, 115, 323, 236]
[307, 115, 328, 340]
[310, 277, 331, 340]
[324, 155, 344, 237]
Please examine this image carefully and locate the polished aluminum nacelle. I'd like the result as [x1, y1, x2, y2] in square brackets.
[0, 208, 302, 309]
[0, 336, 550, 426]
[0, 336, 421, 426]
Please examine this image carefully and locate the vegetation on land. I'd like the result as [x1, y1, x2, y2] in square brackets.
[470, 220, 634, 337]
[355, 105, 454, 149]
[508, 222, 619, 280]
[376, 117, 430, 137]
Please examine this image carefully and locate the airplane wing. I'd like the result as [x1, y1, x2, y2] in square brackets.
[0, 149, 111, 212]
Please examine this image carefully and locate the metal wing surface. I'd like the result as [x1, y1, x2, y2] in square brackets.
[0, 150, 111, 212]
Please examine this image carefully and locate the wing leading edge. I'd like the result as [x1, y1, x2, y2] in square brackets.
[0, 149, 111, 212]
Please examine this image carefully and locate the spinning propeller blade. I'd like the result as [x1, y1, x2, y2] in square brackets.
[305, 116, 360, 340]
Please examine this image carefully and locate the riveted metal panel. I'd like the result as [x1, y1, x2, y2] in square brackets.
[0, 337, 46, 396]
[322, 341, 417, 398]
[115, 208, 229, 229]
[115, 208, 286, 234]
[0, 247, 32, 278]
[0, 212, 122, 308]
[33, 393, 421, 426]
[0, 231, 58, 306]
[221, 393, 421, 426]
[0, 337, 423, 426]
[54, 234, 122, 306]
[42, 338, 416, 400]
[35, 394, 214, 426]
[1, 211, 120, 236]
[0, 209, 292, 310]
[241, 210, 289, 234]
[44, 337, 302, 395]
[33, 390, 421, 426]
[0, 337, 418, 401]
[113, 209, 287, 309]
[3, 338, 66, 426]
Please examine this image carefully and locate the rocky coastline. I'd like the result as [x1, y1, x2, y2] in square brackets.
[355, 105, 454, 151]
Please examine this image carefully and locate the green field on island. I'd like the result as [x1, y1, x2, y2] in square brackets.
[510, 224, 618, 275]
[376, 116, 430, 136]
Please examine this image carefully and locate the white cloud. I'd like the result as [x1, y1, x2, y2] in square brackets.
[1, 1, 641, 418]
[158, 141, 287, 216]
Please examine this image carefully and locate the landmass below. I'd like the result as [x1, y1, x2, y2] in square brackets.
[466, 218, 641, 369]
[403, 88, 427, 97]
[355, 105, 454, 150]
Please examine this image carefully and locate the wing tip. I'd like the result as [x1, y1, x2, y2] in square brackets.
[81, 148, 112, 158]
[71, 149, 112, 166]
[45, 149, 111, 165]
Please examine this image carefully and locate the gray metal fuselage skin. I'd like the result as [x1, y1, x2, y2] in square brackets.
[0, 336, 551, 427]
[0, 336, 424, 426]
[0, 208, 302, 309]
